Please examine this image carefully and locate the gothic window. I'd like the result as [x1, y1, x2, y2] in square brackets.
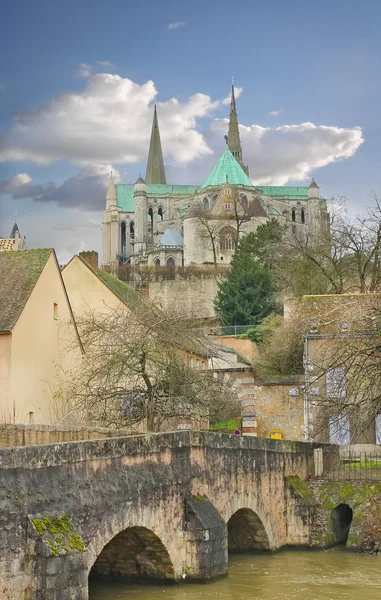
[121, 222, 126, 250]
[291, 209, 296, 222]
[225, 203, 232, 210]
[301, 209, 305, 224]
[154, 258, 160, 267]
[203, 197, 210, 212]
[158, 207, 164, 221]
[129, 222, 135, 238]
[220, 226, 236, 251]
[148, 207, 153, 224]
[167, 257, 175, 266]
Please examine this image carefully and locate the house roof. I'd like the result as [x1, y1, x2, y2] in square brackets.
[75, 255, 149, 312]
[202, 149, 254, 188]
[74, 255, 209, 357]
[0, 248, 52, 331]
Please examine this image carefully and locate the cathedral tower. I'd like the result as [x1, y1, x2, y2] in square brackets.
[227, 85, 249, 176]
[102, 172, 120, 264]
[146, 106, 166, 185]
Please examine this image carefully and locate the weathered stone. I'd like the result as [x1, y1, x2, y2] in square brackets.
[0, 431, 318, 597]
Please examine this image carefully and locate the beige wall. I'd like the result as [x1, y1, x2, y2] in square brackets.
[62, 256, 125, 317]
[0, 334, 12, 421]
[213, 336, 258, 362]
[1, 253, 81, 425]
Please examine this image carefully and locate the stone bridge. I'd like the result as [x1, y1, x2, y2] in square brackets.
[0, 431, 318, 599]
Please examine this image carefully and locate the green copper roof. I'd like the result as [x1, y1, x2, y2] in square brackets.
[202, 149, 253, 189]
[257, 186, 308, 201]
[116, 184, 198, 213]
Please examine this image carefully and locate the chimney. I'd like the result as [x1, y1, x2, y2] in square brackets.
[79, 251, 99, 270]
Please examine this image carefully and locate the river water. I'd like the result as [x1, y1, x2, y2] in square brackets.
[89, 551, 381, 600]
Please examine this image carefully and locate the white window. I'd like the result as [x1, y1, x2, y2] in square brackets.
[326, 368, 346, 398]
[329, 415, 350, 444]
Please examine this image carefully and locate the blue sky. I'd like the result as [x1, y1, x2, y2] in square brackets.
[1, 0, 380, 262]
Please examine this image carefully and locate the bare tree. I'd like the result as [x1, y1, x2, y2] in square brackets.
[189, 202, 221, 268]
[277, 196, 381, 296]
[231, 192, 264, 246]
[61, 304, 238, 431]
[303, 295, 381, 443]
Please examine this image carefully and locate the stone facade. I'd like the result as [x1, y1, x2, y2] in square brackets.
[0, 431, 316, 598]
[102, 87, 328, 269]
[250, 376, 305, 441]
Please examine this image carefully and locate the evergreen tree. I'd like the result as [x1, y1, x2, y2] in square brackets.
[215, 257, 275, 325]
[214, 220, 283, 326]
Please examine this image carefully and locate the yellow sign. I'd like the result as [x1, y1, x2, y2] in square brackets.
[269, 430, 283, 440]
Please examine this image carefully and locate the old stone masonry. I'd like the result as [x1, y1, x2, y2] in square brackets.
[102, 86, 328, 268]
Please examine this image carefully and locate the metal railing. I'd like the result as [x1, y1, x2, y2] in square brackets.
[207, 325, 256, 336]
[322, 450, 381, 482]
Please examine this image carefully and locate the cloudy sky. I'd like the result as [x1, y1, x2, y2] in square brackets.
[1, 0, 380, 263]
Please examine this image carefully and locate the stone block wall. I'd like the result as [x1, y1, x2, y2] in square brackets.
[148, 278, 219, 321]
[249, 376, 305, 440]
[0, 431, 318, 598]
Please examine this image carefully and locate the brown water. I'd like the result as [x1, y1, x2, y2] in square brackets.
[89, 550, 381, 600]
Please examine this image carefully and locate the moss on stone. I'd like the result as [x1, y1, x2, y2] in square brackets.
[286, 476, 316, 506]
[31, 515, 85, 556]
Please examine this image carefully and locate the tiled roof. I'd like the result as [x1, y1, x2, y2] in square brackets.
[202, 149, 254, 188]
[116, 184, 198, 213]
[256, 186, 308, 201]
[0, 249, 52, 331]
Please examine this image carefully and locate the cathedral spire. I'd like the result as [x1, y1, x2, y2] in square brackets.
[227, 84, 249, 176]
[146, 105, 166, 185]
[106, 171, 117, 208]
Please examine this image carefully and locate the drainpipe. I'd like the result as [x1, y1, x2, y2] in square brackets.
[303, 335, 311, 442]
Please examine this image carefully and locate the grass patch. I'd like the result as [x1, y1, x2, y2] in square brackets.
[210, 419, 240, 432]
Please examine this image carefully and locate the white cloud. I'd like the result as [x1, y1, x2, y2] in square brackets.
[76, 63, 92, 78]
[0, 164, 119, 211]
[268, 107, 283, 117]
[97, 60, 114, 68]
[222, 87, 243, 105]
[167, 22, 186, 30]
[167, 119, 364, 186]
[0, 74, 217, 166]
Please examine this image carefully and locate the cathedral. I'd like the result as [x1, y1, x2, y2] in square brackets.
[102, 86, 328, 267]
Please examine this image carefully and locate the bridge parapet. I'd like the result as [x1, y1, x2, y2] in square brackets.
[0, 432, 319, 599]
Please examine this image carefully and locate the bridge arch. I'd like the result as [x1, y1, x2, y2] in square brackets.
[221, 497, 276, 549]
[86, 509, 183, 590]
[89, 526, 175, 584]
[228, 508, 270, 553]
[331, 503, 353, 546]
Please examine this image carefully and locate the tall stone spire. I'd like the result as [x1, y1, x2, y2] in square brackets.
[146, 105, 166, 185]
[227, 85, 249, 176]
[106, 171, 117, 208]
